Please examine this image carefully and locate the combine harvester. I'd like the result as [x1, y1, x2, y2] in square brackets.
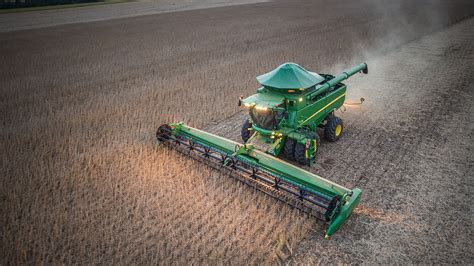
[157, 62, 368, 238]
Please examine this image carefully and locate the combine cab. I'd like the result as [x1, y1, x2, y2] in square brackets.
[157, 62, 368, 238]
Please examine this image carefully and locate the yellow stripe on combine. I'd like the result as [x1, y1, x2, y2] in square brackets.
[302, 93, 346, 124]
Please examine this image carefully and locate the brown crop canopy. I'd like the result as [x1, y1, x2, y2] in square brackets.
[257, 62, 325, 90]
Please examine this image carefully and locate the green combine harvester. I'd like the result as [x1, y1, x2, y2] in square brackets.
[157, 62, 368, 238]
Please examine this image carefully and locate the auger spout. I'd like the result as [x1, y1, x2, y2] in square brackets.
[313, 63, 368, 97]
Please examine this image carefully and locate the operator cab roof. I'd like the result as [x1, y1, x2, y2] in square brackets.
[241, 92, 284, 108]
[257, 62, 325, 90]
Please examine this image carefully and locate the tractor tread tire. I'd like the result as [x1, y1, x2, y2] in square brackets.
[283, 138, 296, 160]
[294, 142, 308, 165]
[294, 132, 320, 165]
[324, 116, 343, 142]
[241, 119, 252, 143]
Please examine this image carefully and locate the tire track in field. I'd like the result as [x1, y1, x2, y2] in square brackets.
[290, 17, 474, 264]
[205, 17, 474, 263]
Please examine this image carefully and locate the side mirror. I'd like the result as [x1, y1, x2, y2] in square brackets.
[238, 96, 243, 107]
[362, 65, 368, 74]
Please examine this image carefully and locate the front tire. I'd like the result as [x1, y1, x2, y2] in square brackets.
[294, 133, 320, 165]
[241, 119, 253, 142]
[283, 138, 296, 160]
[324, 116, 343, 142]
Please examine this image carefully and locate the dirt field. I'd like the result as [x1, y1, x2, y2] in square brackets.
[1, 0, 473, 264]
[0, 0, 268, 32]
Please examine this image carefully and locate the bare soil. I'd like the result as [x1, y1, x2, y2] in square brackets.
[1, 0, 473, 264]
[0, 0, 269, 32]
[208, 19, 474, 264]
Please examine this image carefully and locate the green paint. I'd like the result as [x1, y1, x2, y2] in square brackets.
[256, 62, 325, 90]
[326, 188, 362, 238]
[241, 63, 368, 161]
[160, 63, 368, 237]
[167, 123, 362, 237]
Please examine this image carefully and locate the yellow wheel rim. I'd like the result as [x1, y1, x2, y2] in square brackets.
[335, 124, 342, 137]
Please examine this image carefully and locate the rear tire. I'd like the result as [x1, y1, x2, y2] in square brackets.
[324, 116, 343, 142]
[283, 138, 296, 160]
[241, 119, 253, 142]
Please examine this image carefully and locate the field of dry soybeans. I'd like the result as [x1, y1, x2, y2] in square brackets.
[1, 0, 474, 264]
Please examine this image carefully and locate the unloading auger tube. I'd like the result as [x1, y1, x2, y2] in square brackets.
[314, 63, 368, 97]
[156, 123, 361, 238]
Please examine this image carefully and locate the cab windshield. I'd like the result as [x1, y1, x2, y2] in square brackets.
[250, 107, 278, 130]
